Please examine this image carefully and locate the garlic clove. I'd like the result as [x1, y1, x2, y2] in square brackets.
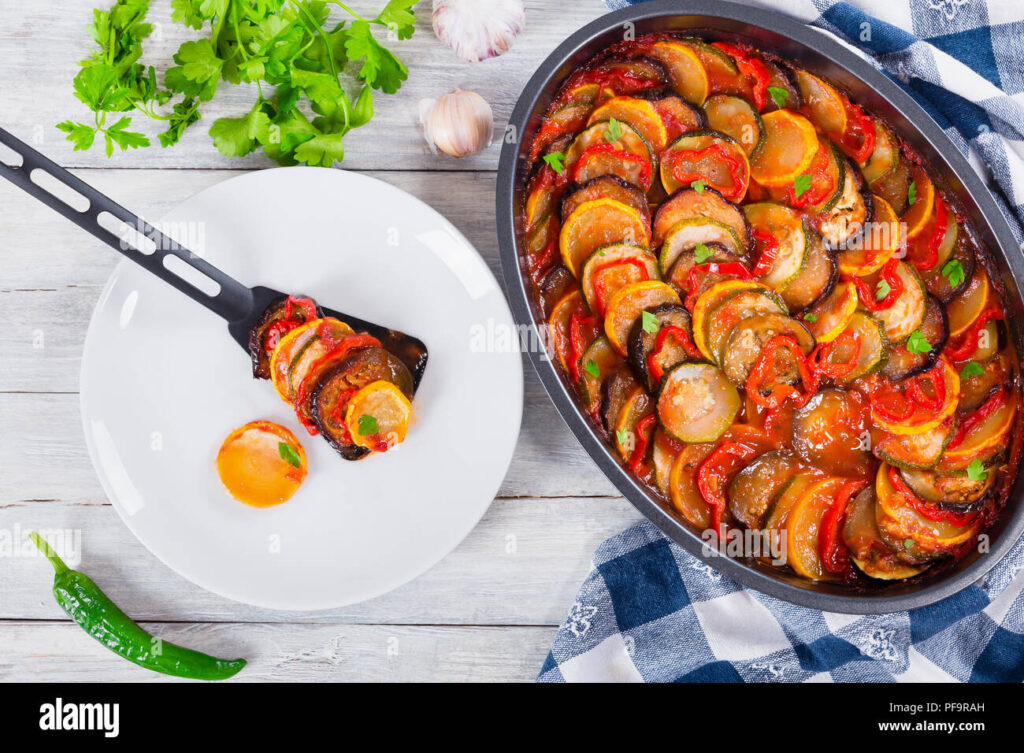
[419, 90, 494, 159]
[432, 0, 525, 64]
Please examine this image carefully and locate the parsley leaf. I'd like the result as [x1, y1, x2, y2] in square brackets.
[604, 116, 623, 143]
[543, 151, 566, 175]
[943, 259, 965, 288]
[583, 359, 600, 378]
[616, 428, 631, 446]
[60, 0, 418, 167]
[803, 313, 817, 323]
[693, 243, 713, 264]
[960, 361, 984, 379]
[278, 441, 301, 469]
[904, 538, 915, 550]
[358, 414, 380, 436]
[966, 459, 988, 482]
[691, 178, 706, 194]
[906, 330, 932, 355]
[767, 86, 789, 109]
[876, 278, 891, 301]
[908, 180, 917, 206]
[642, 310, 659, 334]
[793, 173, 812, 199]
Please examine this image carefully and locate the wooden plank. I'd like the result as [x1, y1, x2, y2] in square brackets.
[0, 497, 640, 624]
[0, 622, 554, 682]
[0, 0, 606, 171]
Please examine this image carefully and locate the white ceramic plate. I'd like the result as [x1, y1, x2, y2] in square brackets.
[80, 168, 522, 610]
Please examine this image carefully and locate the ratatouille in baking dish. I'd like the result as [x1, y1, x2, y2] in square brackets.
[520, 33, 1022, 584]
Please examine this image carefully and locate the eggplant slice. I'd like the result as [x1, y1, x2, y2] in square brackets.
[247, 295, 321, 379]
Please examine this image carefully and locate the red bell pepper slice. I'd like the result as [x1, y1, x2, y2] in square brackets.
[945, 307, 1003, 361]
[711, 42, 770, 110]
[628, 412, 658, 476]
[889, 465, 978, 527]
[666, 143, 747, 202]
[850, 258, 903, 311]
[682, 261, 753, 310]
[819, 479, 867, 575]
[807, 328, 862, 381]
[697, 441, 761, 535]
[646, 325, 702, 384]
[947, 387, 1008, 450]
[750, 228, 780, 277]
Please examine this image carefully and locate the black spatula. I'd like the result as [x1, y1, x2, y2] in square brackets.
[0, 127, 428, 389]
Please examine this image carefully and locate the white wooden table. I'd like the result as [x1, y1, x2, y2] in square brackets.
[0, 0, 649, 681]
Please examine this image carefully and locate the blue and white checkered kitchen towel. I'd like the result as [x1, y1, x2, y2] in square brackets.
[539, 0, 1024, 683]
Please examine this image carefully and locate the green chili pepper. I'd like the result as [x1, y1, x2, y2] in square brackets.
[31, 531, 246, 681]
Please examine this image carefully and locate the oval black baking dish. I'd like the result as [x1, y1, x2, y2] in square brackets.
[496, 0, 1024, 613]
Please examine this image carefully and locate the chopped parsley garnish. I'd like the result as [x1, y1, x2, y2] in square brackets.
[943, 259, 965, 288]
[793, 173, 812, 199]
[583, 359, 600, 378]
[358, 414, 380, 436]
[803, 313, 817, 323]
[904, 538, 915, 550]
[543, 151, 565, 175]
[616, 428, 631, 446]
[906, 330, 932, 355]
[960, 361, 984, 379]
[693, 242, 713, 264]
[966, 459, 988, 482]
[876, 278, 891, 301]
[907, 180, 917, 206]
[642, 310, 659, 334]
[604, 116, 623, 143]
[692, 178, 706, 194]
[278, 442, 301, 469]
[767, 86, 789, 110]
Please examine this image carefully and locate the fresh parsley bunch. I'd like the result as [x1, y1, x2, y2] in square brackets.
[58, 0, 417, 166]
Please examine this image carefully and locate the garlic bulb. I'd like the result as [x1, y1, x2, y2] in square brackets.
[419, 90, 494, 158]
[432, 0, 525, 63]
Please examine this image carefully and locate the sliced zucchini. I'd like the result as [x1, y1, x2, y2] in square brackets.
[938, 390, 1017, 472]
[659, 130, 750, 201]
[809, 140, 847, 214]
[881, 294, 948, 381]
[588, 96, 671, 153]
[804, 279, 857, 343]
[646, 38, 710, 105]
[524, 169, 564, 234]
[559, 198, 651, 277]
[604, 280, 681, 355]
[792, 388, 873, 476]
[579, 243, 660, 315]
[835, 311, 888, 383]
[728, 450, 802, 529]
[786, 476, 846, 580]
[669, 442, 717, 528]
[780, 230, 838, 313]
[875, 417, 955, 471]
[763, 471, 825, 535]
[749, 109, 819, 187]
[947, 266, 991, 338]
[703, 94, 765, 156]
[900, 466, 994, 508]
[794, 69, 847, 134]
[601, 366, 641, 436]
[844, 486, 926, 580]
[627, 303, 694, 392]
[873, 359, 960, 436]
[743, 202, 809, 292]
[565, 119, 652, 169]
[561, 176, 650, 229]
[703, 287, 788, 365]
[901, 165, 935, 241]
[720, 313, 814, 387]
[860, 120, 898, 184]
[836, 194, 900, 277]
[677, 38, 740, 93]
[651, 428, 683, 496]
[652, 186, 750, 253]
[248, 295, 320, 380]
[578, 335, 624, 414]
[874, 261, 927, 344]
[875, 463, 982, 555]
[691, 279, 761, 354]
[657, 362, 741, 443]
[613, 385, 655, 462]
[658, 218, 743, 274]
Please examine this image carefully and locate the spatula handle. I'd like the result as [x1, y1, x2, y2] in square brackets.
[0, 127, 253, 324]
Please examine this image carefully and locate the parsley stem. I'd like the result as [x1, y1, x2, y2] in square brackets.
[290, 0, 338, 79]
[331, 1, 369, 22]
